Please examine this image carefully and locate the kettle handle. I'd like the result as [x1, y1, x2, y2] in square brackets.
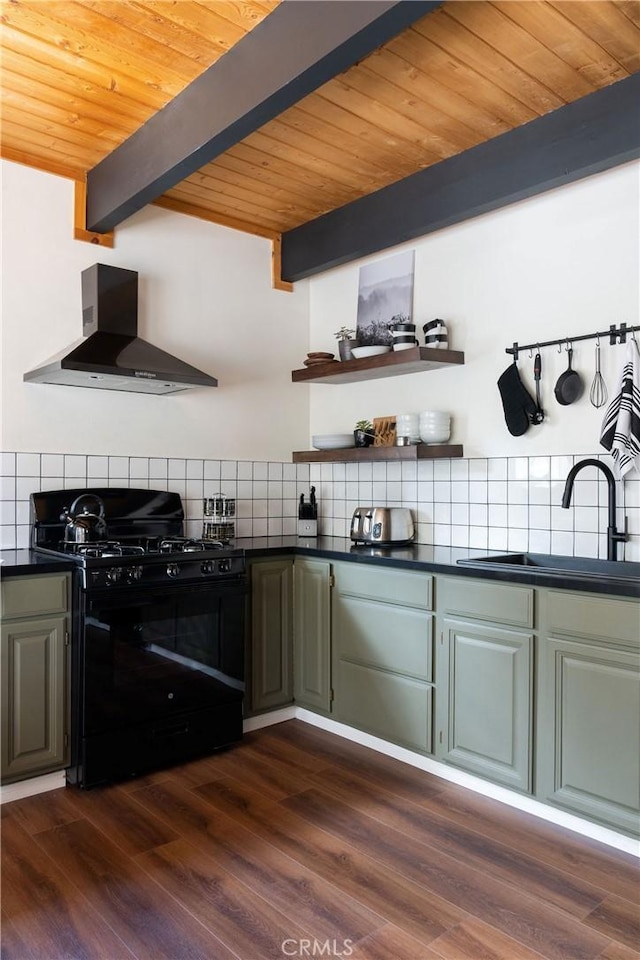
[66, 493, 105, 518]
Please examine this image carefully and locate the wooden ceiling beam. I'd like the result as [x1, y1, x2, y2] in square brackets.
[85, 0, 442, 233]
[280, 73, 640, 282]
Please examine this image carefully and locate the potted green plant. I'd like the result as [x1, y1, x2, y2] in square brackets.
[354, 419, 374, 447]
[334, 326, 359, 361]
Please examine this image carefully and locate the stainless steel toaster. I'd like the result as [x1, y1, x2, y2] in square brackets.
[350, 506, 415, 545]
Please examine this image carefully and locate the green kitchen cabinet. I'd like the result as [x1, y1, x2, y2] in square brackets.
[248, 558, 294, 715]
[294, 557, 332, 712]
[1, 573, 70, 783]
[332, 561, 434, 752]
[435, 577, 534, 793]
[536, 590, 640, 836]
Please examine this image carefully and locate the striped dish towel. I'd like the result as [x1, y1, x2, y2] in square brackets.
[600, 338, 640, 478]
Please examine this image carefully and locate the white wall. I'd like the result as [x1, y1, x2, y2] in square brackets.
[308, 161, 640, 458]
[1, 161, 310, 462]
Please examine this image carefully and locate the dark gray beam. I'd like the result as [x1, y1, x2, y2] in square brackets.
[281, 73, 640, 282]
[86, 0, 441, 233]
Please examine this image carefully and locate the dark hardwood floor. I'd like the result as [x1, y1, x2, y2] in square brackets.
[2, 720, 639, 960]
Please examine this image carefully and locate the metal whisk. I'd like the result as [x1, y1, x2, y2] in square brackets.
[589, 338, 608, 408]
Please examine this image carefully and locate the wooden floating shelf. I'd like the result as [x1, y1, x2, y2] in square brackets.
[292, 346, 465, 384]
[292, 444, 463, 463]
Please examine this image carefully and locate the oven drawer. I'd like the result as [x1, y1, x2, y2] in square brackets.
[73, 700, 243, 788]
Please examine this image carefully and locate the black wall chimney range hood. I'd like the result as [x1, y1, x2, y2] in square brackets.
[24, 264, 218, 395]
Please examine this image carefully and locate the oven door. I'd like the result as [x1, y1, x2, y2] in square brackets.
[79, 579, 246, 737]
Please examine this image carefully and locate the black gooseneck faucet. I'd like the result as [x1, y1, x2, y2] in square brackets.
[561, 459, 628, 561]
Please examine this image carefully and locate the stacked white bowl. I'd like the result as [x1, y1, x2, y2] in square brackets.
[395, 412, 420, 444]
[419, 410, 450, 444]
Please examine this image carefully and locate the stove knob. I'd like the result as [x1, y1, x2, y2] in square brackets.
[106, 567, 121, 585]
[201, 559, 215, 575]
[127, 566, 142, 584]
[167, 563, 180, 579]
[218, 558, 231, 573]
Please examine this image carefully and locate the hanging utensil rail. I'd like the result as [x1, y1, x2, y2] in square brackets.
[506, 322, 639, 361]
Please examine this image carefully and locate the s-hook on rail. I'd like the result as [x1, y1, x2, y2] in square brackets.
[506, 322, 640, 361]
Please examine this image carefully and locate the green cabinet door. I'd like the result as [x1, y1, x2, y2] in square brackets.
[536, 589, 640, 836]
[1, 616, 68, 782]
[294, 558, 332, 713]
[537, 634, 640, 836]
[437, 617, 533, 793]
[249, 558, 294, 714]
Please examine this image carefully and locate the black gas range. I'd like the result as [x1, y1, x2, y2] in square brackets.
[31, 488, 245, 592]
[31, 488, 246, 789]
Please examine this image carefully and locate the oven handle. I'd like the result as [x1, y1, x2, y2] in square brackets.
[85, 577, 247, 611]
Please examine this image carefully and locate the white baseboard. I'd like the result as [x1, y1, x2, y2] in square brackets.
[295, 708, 640, 858]
[0, 771, 66, 805]
[3, 710, 637, 858]
[243, 706, 297, 732]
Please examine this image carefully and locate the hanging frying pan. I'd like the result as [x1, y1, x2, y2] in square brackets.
[554, 345, 584, 405]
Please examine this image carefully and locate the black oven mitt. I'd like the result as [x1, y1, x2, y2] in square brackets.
[497, 362, 538, 436]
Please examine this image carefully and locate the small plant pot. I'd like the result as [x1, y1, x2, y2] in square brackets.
[339, 339, 359, 361]
[354, 429, 374, 447]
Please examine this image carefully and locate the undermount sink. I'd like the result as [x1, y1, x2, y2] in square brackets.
[457, 553, 640, 582]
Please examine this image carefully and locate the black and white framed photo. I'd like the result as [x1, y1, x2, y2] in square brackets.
[356, 250, 415, 346]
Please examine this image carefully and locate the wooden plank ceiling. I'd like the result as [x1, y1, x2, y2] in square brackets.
[2, 0, 639, 240]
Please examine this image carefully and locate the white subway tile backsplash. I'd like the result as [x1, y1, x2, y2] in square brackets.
[1, 526, 17, 549]
[469, 459, 488, 481]
[487, 458, 507, 481]
[41, 454, 63, 476]
[508, 504, 528, 528]
[16, 502, 30, 525]
[469, 503, 488, 527]
[17, 453, 40, 476]
[253, 462, 268, 481]
[88, 456, 109, 478]
[508, 457, 528, 481]
[469, 481, 488, 503]
[451, 481, 468, 503]
[488, 481, 507, 504]
[149, 459, 168, 480]
[1, 477, 16, 500]
[488, 503, 508, 527]
[186, 479, 203, 500]
[1, 453, 16, 476]
[451, 460, 468, 481]
[529, 505, 550, 530]
[0, 502, 16, 525]
[64, 455, 86, 478]
[451, 502, 469, 526]
[204, 460, 221, 480]
[529, 529, 551, 553]
[168, 459, 186, 480]
[16, 477, 39, 500]
[508, 528, 529, 551]
[186, 459, 203, 480]
[2, 449, 638, 556]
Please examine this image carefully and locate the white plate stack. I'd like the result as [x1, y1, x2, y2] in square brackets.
[395, 413, 420, 444]
[419, 411, 451, 444]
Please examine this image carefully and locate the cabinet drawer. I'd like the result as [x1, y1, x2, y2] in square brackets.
[2, 574, 69, 620]
[335, 562, 432, 609]
[336, 659, 432, 754]
[546, 591, 640, 647]
[438, 577, 533, 628]
[335, 595, 432, 681]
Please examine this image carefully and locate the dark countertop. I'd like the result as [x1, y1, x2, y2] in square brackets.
[237, 536, 640, 599]
[2, 541, 638, 599]
[0, 550, 76, 577]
